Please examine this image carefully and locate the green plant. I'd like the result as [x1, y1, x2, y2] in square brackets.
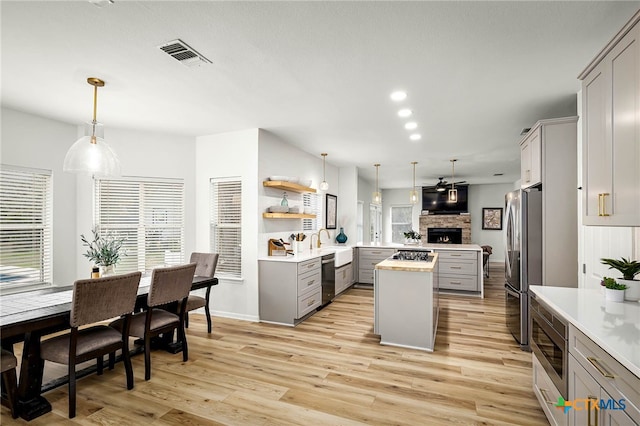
[81, 227, 126, 267]
[601, 277, 628, 290]
[600, 257, 640, 280]
[403, 230, 421, 240]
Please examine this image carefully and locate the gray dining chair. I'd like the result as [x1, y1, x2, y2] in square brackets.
[39, 272, 142, 418]
[1, 348, 19, 419]
[184, 252, 219, 333]
[111, 263, 196, 381]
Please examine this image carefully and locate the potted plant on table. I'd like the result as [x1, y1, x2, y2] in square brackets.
[600, 277, 628, 303]
[404, 230, 422, 245]
[81, 227, 126, 277]
[600, 257, 640, 302]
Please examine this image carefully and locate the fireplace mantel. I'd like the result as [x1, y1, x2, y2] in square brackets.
[419, 214, 471, 244]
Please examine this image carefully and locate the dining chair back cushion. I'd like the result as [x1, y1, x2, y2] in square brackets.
[147, 263, 197, 307]
[190, 253, 219, 278]
[71, 272, 142, 327]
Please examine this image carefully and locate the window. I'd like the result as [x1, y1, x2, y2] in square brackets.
[210, 178, 241, 278]
[357, 201, 364, 244]
[391, 205, 413, 243]
[302, 192, 320, 232]
[94, 177, 185, 273]
[0, 165, 52, 289]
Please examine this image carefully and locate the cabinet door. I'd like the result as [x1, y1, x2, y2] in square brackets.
[569, 355, 601, 426]
[521, 127, 541, 188]
[521, 139, 532, 188]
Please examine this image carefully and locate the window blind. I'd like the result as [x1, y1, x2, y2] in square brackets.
[210, 178, 241, 278]
[391, 205, 413, 243]
[302, 192, 319, 231]
[0, 165, 52, 289]
[94, 177, 185, 273]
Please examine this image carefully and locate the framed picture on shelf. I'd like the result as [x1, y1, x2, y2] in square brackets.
[326, 194, 337, 229]
[482, 207, 503, 230]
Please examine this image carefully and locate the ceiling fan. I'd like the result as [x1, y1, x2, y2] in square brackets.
[433, 177, 466, 192]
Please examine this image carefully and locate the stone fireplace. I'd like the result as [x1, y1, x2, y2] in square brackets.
[428, 227, 462, 244]
[419, 214, 471, 244]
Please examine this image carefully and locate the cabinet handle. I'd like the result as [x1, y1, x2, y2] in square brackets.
[526, 169, 531, 183]
[587, 356, 614, 378]
[307, 280, 315, 286]
[307, 299, 316, 307]
[451, 254, 461, 257]
[539, 388, 555, 405]
[450, 266, 462, 270]
[587, 396, 598, 426]
[600, 193, 610, 217]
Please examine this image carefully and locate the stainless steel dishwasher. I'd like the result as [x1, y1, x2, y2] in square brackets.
[321, 253, 335, 305]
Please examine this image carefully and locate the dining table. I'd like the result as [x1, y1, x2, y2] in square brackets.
[0, 274, 217, 421]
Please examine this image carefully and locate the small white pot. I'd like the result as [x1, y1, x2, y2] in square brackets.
[604, 288, 625, 303]
[617, 279, 639, 302]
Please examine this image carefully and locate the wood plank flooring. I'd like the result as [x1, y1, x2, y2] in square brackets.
[2, 264, 548, 425]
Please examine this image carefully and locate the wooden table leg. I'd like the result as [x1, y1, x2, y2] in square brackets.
[17, 332, 51, 420]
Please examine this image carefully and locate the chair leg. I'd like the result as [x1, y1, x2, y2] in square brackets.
[122, 342, 134, 390]
[109, 352, 115, 370]
[68, 364, 76, 418]
[144, 334, 152, 381]
[184, 312, 189, 328]
[178, 323, 188, 362]
[205, 305, 212, 334]
[96, 356, 103, 375]
[2, 369, 19, 419]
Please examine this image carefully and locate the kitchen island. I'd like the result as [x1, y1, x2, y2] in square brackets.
[374, 252, 439, 352]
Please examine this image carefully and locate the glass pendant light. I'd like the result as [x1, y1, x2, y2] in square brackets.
[63, 77, 121, 176]
[448, 159, 458, 203]
[372, 163, 382, 204]
[319, 153, 329, 191]
[409, 161, 419, 204]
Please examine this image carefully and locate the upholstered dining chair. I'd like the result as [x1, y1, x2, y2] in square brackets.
[111, 263, 196, 381]
[481, 245, 492, 278]
[1, 348, 19, 419]
[184, 252, 219, 333]
[39, 272, 142, 418]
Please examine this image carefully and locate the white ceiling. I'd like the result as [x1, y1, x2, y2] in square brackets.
[2, 1, 639, 188]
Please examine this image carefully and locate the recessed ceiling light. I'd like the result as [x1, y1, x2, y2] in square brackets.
[410, 134, 422, 141]
[405, 122, 418, 130]
[398, 109, 412, 118]
[390, 91, 407, 101]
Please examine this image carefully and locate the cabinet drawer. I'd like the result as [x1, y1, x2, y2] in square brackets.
[533, 354, 568, 426]
[569, 325, 640, 423]
[298, 258, 321, 275]
[297, 271, 321, 296]
[438, 261, 477, 276]
[436, 250, 477, 261]
[358, 269, 374, 284]
[439, 274, 478, 291]
[359, 248, 395, 258]
[359, 256, 387, 270]
[297, 288, 321, 318]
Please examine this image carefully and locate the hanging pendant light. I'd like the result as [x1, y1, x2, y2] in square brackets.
[372, 163, 382, 204]
[409, 161, 419, 204]
[448, 159, 458, 203]
[63, 77, 121, 176]
[319, 153, 329, 190]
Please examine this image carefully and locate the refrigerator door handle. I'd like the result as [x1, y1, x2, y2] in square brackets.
[504, 201, 512, 278]
[505, 284, 520, 298]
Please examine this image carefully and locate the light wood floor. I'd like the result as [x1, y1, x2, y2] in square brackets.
[2, 264, 548, 425]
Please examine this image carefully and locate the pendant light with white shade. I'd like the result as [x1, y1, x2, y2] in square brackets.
[409, 161, 419, 204]
[448, 159, 458, 203]
[63, 77, 121, 176]
[319, 153, 329, 191]
[372, 163, 382, 204]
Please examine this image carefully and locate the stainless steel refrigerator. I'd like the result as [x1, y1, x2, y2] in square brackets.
[504, 187, 542, 350]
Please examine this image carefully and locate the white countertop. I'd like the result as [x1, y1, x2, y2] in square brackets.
[529, 286, 640, 378]
[357, 242, 482, 251]
[258, 246, 351, 263]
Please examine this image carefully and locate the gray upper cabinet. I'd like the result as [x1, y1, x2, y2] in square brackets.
[580, 12, 640, 226]
[520, 126, 542, 189]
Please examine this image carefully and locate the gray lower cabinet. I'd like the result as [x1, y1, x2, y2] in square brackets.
[259, 257, 322, 326]
[533, 354, 568, 426]
[357, 248, 396, 284]
[335, 262, 353, 295]
[434, 249, 480, 292]
[568, 325, 639, 425]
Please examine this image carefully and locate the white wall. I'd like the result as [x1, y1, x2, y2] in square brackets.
[468, 183, 513, 263]
[338, 166, 358, 245]
[1, 108, 79, 286]
[196, 129, 260, 321]
[357, 173, 374, 244]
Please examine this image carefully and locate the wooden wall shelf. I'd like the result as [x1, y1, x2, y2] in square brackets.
[263, 181, 316, 193]
[263, 213, 316, 219]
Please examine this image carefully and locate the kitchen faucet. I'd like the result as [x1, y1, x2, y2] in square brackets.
[309, 228, 331, 249]
[317, 228, 330, 248]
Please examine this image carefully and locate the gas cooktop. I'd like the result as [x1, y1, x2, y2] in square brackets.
[391, 250, 434, 262]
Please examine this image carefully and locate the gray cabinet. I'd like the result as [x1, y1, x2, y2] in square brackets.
[434, 249, 481, 293]
[580, 14, 640, 226]
[259, 257, 322, 326]
[533, 354, 568, 426]
[520, 126, 542, 189]
[357, 248, 396, 284]
[335, 262, 353, 295]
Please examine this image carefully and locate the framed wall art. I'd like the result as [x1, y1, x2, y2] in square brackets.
[482, 207, 503, 230]
[326, 194, 337, 229]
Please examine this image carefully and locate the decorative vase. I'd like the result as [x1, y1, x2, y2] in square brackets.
[604, 288, 625, 303]
[100, 264, 116, 277]
[335, 227, 348, 244]
[618, 279, 639, 301]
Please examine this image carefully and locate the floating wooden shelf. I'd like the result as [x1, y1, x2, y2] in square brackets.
[263, 213, 317, 219]
[263, 180, 316, 193]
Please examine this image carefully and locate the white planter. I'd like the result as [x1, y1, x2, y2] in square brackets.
[618, 278, 639, 302]
[604, 288, 625, 303]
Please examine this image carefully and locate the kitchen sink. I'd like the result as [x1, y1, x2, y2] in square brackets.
[320, 246, 353, 267]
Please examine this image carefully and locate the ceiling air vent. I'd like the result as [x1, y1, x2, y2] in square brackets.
[158, 39, 212, 68]
[520, 127, 531, 136]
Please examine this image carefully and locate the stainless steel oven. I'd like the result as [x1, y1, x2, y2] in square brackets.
[529, 293, 568, 398]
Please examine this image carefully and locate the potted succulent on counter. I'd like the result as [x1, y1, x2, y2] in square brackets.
[600, 257, 640, 302]
[81, 227, 126, 277]
[601, 277, 628, 303]
[404, 230, 422, 245]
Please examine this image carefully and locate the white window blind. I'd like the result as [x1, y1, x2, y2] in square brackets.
[302, 192, 319, 231]
[0, 165, 52, 289]
[391, 205, 413, 243]
[94, 177, 185, 273]
[210, 178, 242, 278]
